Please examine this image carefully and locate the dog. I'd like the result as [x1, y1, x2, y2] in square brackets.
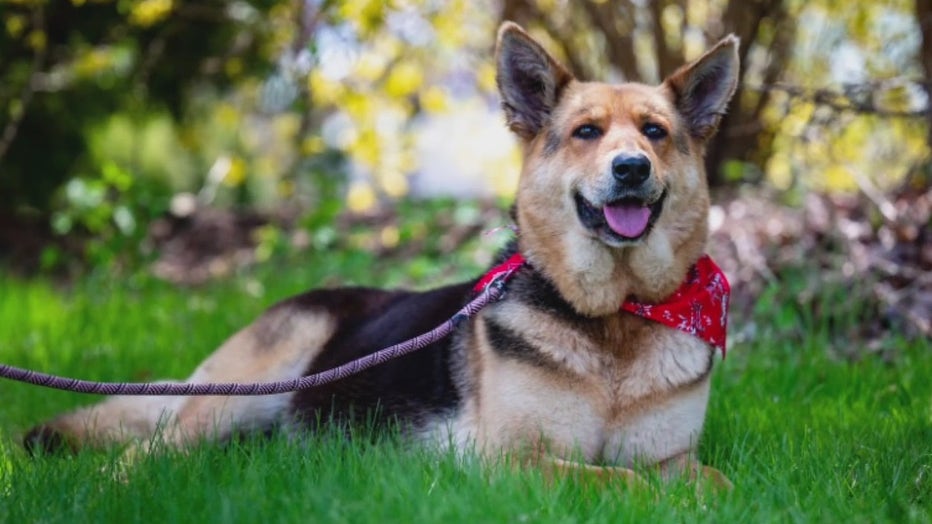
[23, 22, 739, 488]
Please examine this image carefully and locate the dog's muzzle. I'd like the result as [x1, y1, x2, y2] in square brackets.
[574, 153, 666, 245]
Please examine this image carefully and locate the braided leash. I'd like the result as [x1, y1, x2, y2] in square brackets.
[0, 275, 512, 397]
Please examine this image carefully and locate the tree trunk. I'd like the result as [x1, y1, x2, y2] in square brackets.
[649, 0, 683, 80]
[499, 0, 594, 80]
[579, 0, 639, 81]
[704, 0, 787, 187]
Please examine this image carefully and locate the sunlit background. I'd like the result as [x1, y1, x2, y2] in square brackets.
[1, 0, 929, 271]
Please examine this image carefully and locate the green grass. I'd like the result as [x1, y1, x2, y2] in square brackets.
[0, 230, 929, 522]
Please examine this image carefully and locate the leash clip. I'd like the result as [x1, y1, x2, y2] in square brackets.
[485, 268, 517, 300]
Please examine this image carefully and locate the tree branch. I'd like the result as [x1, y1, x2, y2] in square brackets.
[749, 81, 930, 119]
[650, 0, 680, 79]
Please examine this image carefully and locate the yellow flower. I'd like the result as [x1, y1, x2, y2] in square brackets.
[308, 70, 344, 106]
[5, 15, 25, 38]
[379, 168, 408, 198]
[421, 86, 448, 113]
[385, 61, 423, 99]
[223, 156, 247, 187]
[380, 226, 400, 249]
[129, 0, 174, 27]
[823, 165, 856, 192]
[476, 63, 497, 94]
[301, 136, 326, 156]
[216, 103, 240, 126]
[355, 52, 388, 83]
[27, 30, 46, 51]
[347, 181, 377, 213]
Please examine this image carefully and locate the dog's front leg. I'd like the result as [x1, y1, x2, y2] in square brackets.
[533, 455, 650, 489]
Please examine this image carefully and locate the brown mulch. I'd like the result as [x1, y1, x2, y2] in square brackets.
[0, 212, 75, 275]
[708, 186, 930, 352]
[147, 209, 273, 284]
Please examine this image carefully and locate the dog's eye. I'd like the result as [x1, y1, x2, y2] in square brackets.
[572, 124, 603, 140]
[642, 123, 668, 140]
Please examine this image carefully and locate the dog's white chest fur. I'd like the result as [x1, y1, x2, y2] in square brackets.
[599, 378, 710, 465]
[435, 326, 713, 467]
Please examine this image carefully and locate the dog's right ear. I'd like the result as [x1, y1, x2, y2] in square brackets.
[495, 22, 574, 140]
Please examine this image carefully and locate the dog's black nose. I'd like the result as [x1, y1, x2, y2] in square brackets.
[611, 154, 651, 187]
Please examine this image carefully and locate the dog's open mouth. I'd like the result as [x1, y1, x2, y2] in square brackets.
[574, 191, 667, 244]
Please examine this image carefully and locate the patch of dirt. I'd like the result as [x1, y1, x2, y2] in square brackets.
[148, 209, 274, 284]
[0, 212, 80, 276]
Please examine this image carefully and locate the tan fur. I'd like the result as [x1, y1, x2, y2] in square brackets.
[36, 305, 335, 450]
[516, 82, 710, 314]
[26, 23, 738, 491]
[442, 308, 714, 466]
[430, 22, 739, 486]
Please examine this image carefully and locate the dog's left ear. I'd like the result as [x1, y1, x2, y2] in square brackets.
[495, 22, 574, 140]
[664, 35, 740, 142]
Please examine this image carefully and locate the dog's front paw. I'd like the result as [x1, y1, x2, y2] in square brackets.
[536, 455, 650, 489]
[697, 464, 734, 492]
[659, 453, 734, 493]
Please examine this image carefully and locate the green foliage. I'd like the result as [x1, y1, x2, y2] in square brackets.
[0, 0, 281, 211]
[48, 161, 170, 269]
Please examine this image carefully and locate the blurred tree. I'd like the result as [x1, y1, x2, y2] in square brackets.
[0, 0, 281, 214]
[763, 0, 926, 195]
[498, 0, 929, 190]
[0, 0, 494, 217]
[1, 0, 929, 272]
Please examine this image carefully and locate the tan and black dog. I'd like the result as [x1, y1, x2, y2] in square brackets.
[24, 23, 739, 487]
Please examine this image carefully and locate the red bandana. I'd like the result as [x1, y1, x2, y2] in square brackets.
[474, 253, 730, 357]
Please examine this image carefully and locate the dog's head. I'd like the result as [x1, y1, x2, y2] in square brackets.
[496, 23, 739, 315]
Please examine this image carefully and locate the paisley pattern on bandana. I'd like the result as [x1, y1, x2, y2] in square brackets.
[475, 253, 731, 357]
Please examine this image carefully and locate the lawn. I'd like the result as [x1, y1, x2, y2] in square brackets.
[0, 213, 929, 523]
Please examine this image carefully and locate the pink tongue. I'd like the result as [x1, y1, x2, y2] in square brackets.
[603, 203, 651, 238]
